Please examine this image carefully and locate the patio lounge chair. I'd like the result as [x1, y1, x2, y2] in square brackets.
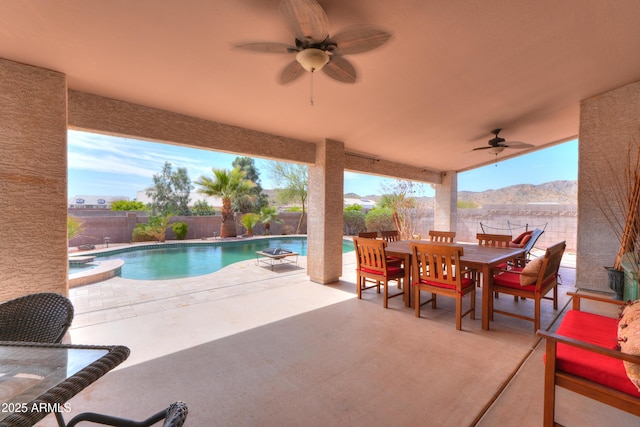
[510, 228, 544, 266]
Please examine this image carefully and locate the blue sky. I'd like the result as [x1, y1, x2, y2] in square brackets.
[67, 130, 577, 199]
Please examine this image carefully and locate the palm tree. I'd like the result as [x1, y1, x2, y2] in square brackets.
[196, 168, 255, 238]
[259, 206, 281, 235]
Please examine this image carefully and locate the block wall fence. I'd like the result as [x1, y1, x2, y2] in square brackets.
[69, 204, 577, 252]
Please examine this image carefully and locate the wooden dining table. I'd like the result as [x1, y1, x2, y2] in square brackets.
[385, 240, 525, 330]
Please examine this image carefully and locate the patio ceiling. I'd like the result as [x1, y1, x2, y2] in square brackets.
[1, 1, 640, 173]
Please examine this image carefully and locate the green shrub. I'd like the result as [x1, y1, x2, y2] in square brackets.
[132, 214, 173, 242]
[111, 200, 147, 211]
[285, 206, 302, 212]
[172, 222, 189, 240]
[344, 210, 366, 235]
[240, 213, 261, 236]
[344, 204, 362, 211]
[457, 200, 479, 209]
[191, 199, 216, 216]
[365, 207, 395, 233]
[68, 216, 84, 240]
[132, 226, 157, 242]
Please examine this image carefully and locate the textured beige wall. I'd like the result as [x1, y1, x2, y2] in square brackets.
[0, 59, 68, 301]
[308, 139, 345, 284]
[434, 171, 457, 231]
[577, 79, 640, 293]
[68, 90, 316, 165]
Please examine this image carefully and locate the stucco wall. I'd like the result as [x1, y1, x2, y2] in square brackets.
[578, 79, 640, 292]
[0, 59, 68, 300]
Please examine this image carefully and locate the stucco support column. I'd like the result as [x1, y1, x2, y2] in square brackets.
[434, 171, 457, 232]
[0, 59, 68, 301]
[307, 139, 344, 284]
[578, 80, 640, 293]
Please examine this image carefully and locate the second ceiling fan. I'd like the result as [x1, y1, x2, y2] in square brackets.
[473, 129, 534, 155]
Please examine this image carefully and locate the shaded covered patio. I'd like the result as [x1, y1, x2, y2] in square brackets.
[2, 1, 640, 425]
[32, 252, 638, 426]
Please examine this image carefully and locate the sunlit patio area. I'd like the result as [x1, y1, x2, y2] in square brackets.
[26, 251, 637, 426]
[4, 2, 640, 426]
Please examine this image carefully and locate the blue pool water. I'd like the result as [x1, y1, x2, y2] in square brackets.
[94, 238, 354, 280]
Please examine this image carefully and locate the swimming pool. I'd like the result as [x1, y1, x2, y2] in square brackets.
[92, 237, 354, 280]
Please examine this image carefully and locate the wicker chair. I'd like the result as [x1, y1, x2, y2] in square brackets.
[0, 292, 74, 343]
[64, 401, 189, 427]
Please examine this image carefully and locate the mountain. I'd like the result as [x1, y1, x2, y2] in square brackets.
[457, 180, 577, 206]
[345, 180, 577, 207]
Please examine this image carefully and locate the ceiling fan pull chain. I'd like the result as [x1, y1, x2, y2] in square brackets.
[310, 71, 315, 106]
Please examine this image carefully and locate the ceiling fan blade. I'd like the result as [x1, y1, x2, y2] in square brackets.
[280, 60, 306, 84]
[331, 25, 392, 55]
[504, 141, 535, 149]
[234, 42, 295, 54]
[472, 146, 493, 151]
[280, 0, 329, 43]
[323, 55, 357, 83]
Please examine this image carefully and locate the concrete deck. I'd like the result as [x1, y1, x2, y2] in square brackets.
[33, 249, 640, 426]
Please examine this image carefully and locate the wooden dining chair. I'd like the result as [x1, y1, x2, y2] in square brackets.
[428, 230, 456, 243]
[488, 241, 566, 332]
[358, 231, 379, 239]
[475, 233, 514, 292]
[381, 230, 400, 242]
[476, 233, 512, 247]
[410, 243, 476, 330]
[353, 237, 405, 308]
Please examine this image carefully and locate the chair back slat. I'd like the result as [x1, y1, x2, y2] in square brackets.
[358, 231, 379, 239]
[428, 230, 456, 243]
[353, 237, 388, 275]
[381, 230, 400, 242]
[411, 243, 464, 290]
[476, 233, 512, 247]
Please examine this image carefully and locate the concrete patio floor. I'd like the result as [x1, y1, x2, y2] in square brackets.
[35, 249, 640, 426]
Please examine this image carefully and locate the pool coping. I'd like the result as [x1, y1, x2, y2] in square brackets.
[67, 236, 354, 287]
[69, 259, 124, 288]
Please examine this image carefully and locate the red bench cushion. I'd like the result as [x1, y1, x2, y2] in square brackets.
[554, 310, 640, 397]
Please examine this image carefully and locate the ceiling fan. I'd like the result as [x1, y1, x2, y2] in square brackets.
[473, 129, 534, 155]
[234, 0, 392, 87]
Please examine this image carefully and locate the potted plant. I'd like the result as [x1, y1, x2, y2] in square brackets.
[589, 137, 640, 299]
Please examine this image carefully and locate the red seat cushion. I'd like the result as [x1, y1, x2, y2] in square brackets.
[492, 269, 555, 291]
[552, 310, 640, 397]
[511, 230, 533, 246]
[418, 277, 474, 290]
[386, 256, 403, 266]
[360, 265, 404, 276]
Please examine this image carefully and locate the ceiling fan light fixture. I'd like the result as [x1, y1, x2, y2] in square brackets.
[296, 48, 330, 72]
[488, 146, 506, 155]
